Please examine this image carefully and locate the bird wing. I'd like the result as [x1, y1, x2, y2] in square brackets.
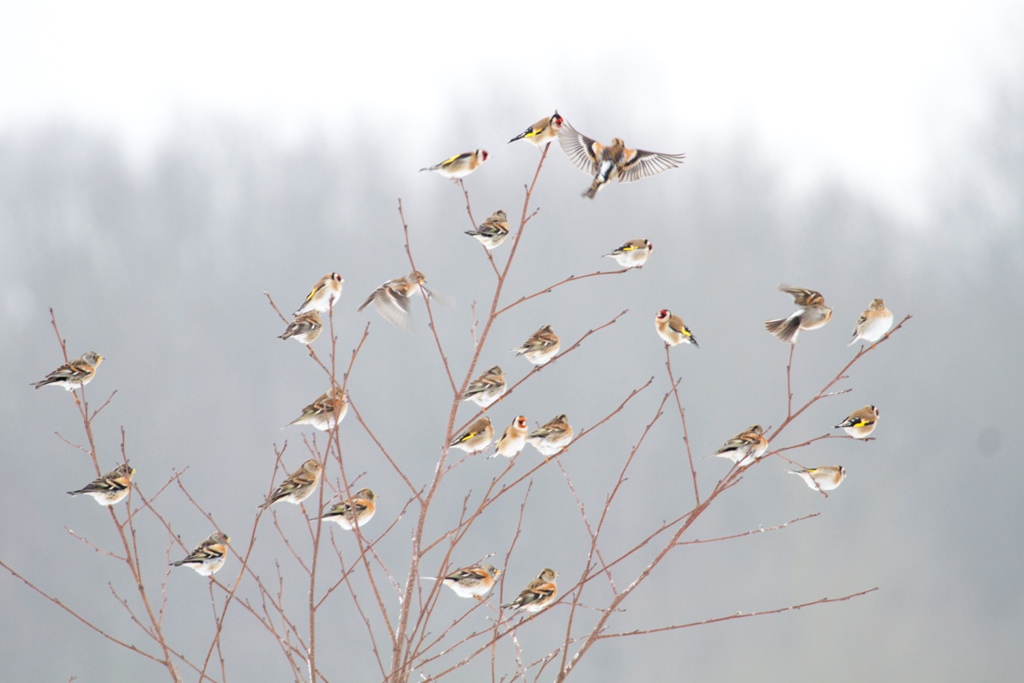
[558, 122, 601, 174]
[618, 148, 686, 183]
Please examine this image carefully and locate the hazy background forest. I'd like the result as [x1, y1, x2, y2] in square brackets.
[2, 2, 1023, 681]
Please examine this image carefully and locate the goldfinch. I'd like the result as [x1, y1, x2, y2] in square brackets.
[492, 415, 529, 459]
[293, 273, 344, 316]
[465, 210, 510, 250]
[286, 387, 348, 431]
[559, 121, 685, 198]
[32, 352, 104, 391]
[420, 150, 489, 179]
[442, 563, 501, 599]
[512, 325, 560, 366]
[527, 414, 573, 458]
[321, 488, 376, 530]
[835, 405, 879, 439]
[261, 459, 323, 508]
[170, 532, 230, 576]
[788, 466, 846, 492]
[849, 298, 893, 346]
[655, 309, 698, 347]
[707, 425, 767, 467]
[460, 366, 506, 408]
[450, 417, 494, 454]
[67, 463, 135, 506]
[604, 239, 653, 269]
[358, 270, 431, 331]
[503, 568, 558, 613]
[278, 311, 323, 345]
[508, 111, 564, 147]
[764, 286, 832, 344]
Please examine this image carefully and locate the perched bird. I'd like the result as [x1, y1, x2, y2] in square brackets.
[170, 532, 230, 577]
[849, 298, 894, 346]
[707, 425, 768, 467]
[655, 309, 699, 348]
[450, 416, 494, 454]
[321, 488, 377, 530]
[358, 270, 431, 331]
[460, 366, 507, 408]
[278, 311, 323, 345]
[558, 121, 685, 198]
[285, 387, 348, 431]
[442, 563, 501, 599]
[67, 463, 135, 506]
[604, 239, 653, 269]
[465, 210, 510, 250]
[764, 286, 833, 344]
[420, 150, 489, 179]
[527, 414, 573, 459]
[835, 405, 880, 439]
[508, 111, 564, 147]
[512, 325, 560, 366]
[503, 568, 558, 613]
[788, 466, 846, 492]
[293, 273, 344, 316]
[32, 352, 104, 391]
[492, 415, 529, 459]
[261, 459, 323, 508]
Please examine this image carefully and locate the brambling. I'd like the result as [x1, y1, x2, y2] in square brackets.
[293, 273, 344, 316]
[420, 150, 488, 179]
[835, 405, 879, 439]
[512, 325, 560, 366]
[491, 415, 529, 459]
[67, 463, 135, 506]
[450, 416, 494, 454]
[358, 270, 431, 331]
[655, 309, 699, 348]
[442, 563, 501, 599]
[465, 210, 510, 250]
[261, 459, 323, 508]
[849, 298, 893, 346]
[460, 366, 506, 408]
[604, 239, 653, 269]
[503, 568, 558, 613]
[32, 352, 104, 391]
[559, 121, 685, 198]
[788, 466, 846, 492]
[707, 425, 767, 467]
[321, 488, 376, 530]
[527, 414, 573, 459]
[508, 111, 564, 147]
[286, 387, 348, 431]
[170, 532, 230, 576]
[279, 311, 323, 345]
[764, 286, 832, 344]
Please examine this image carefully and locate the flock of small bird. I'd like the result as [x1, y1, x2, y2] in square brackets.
[35, 110, 895, 611]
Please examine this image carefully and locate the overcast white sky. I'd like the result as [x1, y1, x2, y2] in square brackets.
[1, 0, 1019, 218]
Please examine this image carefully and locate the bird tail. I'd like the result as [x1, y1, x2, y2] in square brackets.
[764, 317, 800, 344]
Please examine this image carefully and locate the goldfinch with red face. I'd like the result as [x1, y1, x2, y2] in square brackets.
[512, 325, 560, 366]
[321, 488, 376, 530]
[655, 309, 698, 348]
[764, 286, 832, 344]
[170, 532, 230, 576]
[559, 121, 685, 198]
[503, 568, 558, 613]
[420, 150, 489, 179]
[442, 563, 501, 599]
[33, 352, 104, 391]
[835, 405, 879, 439]
[67, 463, 135, 506]
[788, 466, 846, 492]
[465, 210, 510, 250]
[508, 111, 564, 147]
[849, 298, 893, 346]
[604, 239, 653, 269]
[293, 273, 344, 316]
[491, 415, 529, 459]
[261, 459, 323, 508]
